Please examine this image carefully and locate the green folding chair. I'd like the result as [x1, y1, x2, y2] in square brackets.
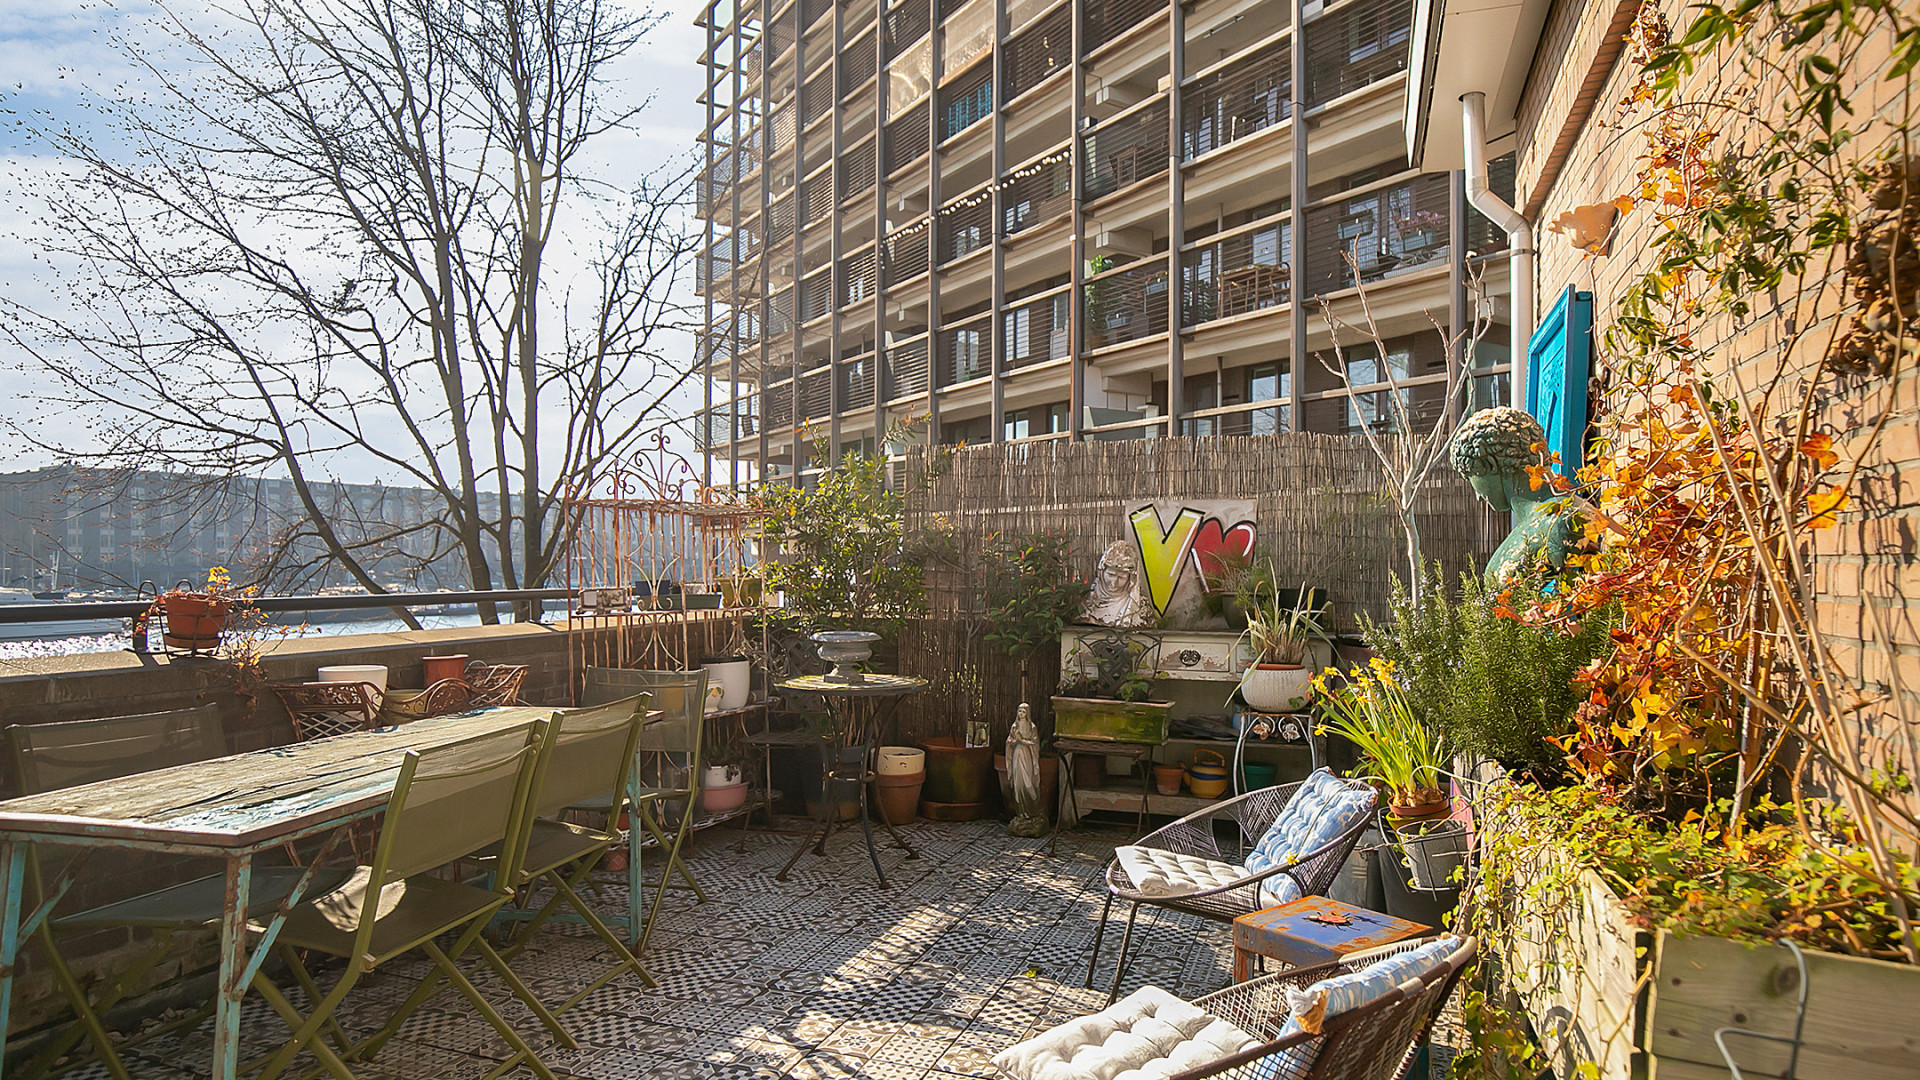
[354, 693, 659, 1065]
[245, 720, 571, 1080]
[578, 667, 709, 953]
[4, 706, 350, 1080]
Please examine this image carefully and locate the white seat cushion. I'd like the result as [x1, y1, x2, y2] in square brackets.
[993, 985, 1262, 1080]
[1114, 846, 1250, 899]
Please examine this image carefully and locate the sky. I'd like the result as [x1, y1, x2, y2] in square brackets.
[0, 0, 715, 486]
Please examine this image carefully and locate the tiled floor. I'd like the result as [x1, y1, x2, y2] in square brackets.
[96, 818, 1237, 1079]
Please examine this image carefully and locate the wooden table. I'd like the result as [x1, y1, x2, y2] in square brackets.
[0, 705, 560, 1080]
[1231, 896, 1430, 981]
[1217, 263, 1288, 318]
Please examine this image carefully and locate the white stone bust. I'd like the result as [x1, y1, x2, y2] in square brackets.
[1081, 539, 1153, 627]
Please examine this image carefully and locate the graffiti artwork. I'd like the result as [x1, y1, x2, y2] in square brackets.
[1124, 500, 1258, 618]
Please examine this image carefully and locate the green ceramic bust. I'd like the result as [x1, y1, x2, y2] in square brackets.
[1450, 407, 1576, 585]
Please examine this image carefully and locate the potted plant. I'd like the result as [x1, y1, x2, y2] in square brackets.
[1313, 657, 1449, 819]
[1051, 628, 1173, 744]
[156, 566, 238, 654]
[1232, 578, 1329, 712]
[701, 736, 751, 813]
[983, 531, 1091, 704]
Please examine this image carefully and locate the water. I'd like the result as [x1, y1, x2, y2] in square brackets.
[0, 614, 501, 661]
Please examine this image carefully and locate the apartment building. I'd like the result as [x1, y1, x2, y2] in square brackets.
[690, 0, 1517, 483]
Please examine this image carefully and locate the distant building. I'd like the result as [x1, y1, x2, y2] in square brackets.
[0, 466, 491, 593]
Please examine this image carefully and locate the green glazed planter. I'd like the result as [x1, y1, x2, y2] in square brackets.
[1050, 696, 1174, 745]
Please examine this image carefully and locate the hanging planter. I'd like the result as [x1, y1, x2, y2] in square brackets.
[158, 591, 231, 654]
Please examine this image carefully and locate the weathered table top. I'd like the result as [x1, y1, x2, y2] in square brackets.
[0, 706, 561, 851]
[1231, 896, 1430, 974]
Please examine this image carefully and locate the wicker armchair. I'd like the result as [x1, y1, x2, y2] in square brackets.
[269, 681, 383, 740]
[465, 660, 528, 707]
[1091, 774, 1377, 999]
[998, 936, 1476, 1080]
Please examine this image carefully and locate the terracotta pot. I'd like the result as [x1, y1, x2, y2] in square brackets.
[919, 737, 994, 804]
[1389, 790, 1451, 821]
[993, 754, 1060, 817]
[702, 780, 750, 814]
[870, 770, 924, 824]
[1152, 763, 1185, 796]
[422, 654, 469, 684]
[160, 593, 230, 652]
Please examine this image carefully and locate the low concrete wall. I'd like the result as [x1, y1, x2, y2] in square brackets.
[0, 622, 581, 1037]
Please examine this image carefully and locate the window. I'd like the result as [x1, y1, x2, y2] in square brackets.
[1005, 413, 1030, 440]
[1048, 403, 1070, 433]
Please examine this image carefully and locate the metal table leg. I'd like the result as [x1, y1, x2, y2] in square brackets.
[212, 856, 255, 1080]
[0, 841, 24, 1070]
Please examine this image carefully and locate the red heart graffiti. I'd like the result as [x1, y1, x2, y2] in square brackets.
[1189, 518, 1257, 591]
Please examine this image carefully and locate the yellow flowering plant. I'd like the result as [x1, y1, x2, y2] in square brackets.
[1314, 657, 1449, 811]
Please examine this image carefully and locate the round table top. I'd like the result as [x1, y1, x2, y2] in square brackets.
[777, 673, 928, 697]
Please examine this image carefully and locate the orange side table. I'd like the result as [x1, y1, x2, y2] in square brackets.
[1231, 896, 1431, 981]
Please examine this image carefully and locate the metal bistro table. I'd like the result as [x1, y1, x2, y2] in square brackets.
[0, 705, 598, 1080]
[773, 673, 924, 887]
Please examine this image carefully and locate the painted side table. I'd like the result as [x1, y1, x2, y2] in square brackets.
[1230, 896, 1431, 981]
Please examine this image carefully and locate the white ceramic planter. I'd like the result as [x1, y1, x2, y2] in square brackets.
[702, 658, 751, 712]
[703, 764, 743, 787]
[1238, 664, 1313, 712]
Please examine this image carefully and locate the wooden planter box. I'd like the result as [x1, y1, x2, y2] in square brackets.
[1505, 830, 1920, 1080]
[1049, 696, 1173, 745]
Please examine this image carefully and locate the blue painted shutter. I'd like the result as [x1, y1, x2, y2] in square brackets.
[1525, 286, 1593, 477]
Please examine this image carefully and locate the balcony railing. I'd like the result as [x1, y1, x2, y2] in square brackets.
[696, 399, 761, 449]
[804, 167, 833, 223]
[1084, 98, 1169, 200]
[1304, 0, 1412, 107]
[800, 365, 833, 420]
[839, 355, 877, 410]
[802, 0, 831, 29]
[1302, 171, 1448, 298]
[883, 219, 931, 285]
[767, 286, 795, 338]
[766, 380, 794, 428]
[799, 268, 833, 323]
[841, 245, 878, 308]
[767, 192, 796, 248]
[1086, 0, 1166, 54]
[839, 134, 878, 204]
[940, 61, 993, 140]
[937, 313, 991, 384]
[1086, 256, 1170, 350]
[943, 0, 993, 75]
[1182, 219, 1290, 327]
[887, 335, 930, 398]
[1004, 4, 1070, 100]
[1001, 148, 1072, 237]
[801, 70, 834, 130]
[1002, 286, 1072, 370]
[841, 29, 877, 95]
[885, 0, 929, 61]
[770, 101, 796, 154]
[1184, 45, 1290, 159]
[886, 101, 930, 172]
[937, 188, 992, 264]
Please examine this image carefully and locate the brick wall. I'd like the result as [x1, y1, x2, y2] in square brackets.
[1512, 1, 1918, 757]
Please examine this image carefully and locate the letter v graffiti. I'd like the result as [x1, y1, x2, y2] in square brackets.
[1128, 505, 1204, 614]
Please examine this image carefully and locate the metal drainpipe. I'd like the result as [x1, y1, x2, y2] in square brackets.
[1461, 91, 1533, 412]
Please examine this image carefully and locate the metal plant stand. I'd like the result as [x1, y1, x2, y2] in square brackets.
[773, 673, 925, 887]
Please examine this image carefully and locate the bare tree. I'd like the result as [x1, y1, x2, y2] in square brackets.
[1315, 256, 1494, 603]
[1, 0, 699, 622]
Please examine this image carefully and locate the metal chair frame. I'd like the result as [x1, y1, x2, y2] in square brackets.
[1009, 936, 1476, 1080]
[3, 705, 349, 1080]
[578, 667, 711, 954]
[248, 720, 567, 1080]
[1090, 776, 1379, 1001]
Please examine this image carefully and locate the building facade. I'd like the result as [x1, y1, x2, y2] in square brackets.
[690, 0, 1518, 483]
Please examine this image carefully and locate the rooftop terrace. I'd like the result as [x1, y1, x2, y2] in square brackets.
[86, 821, 1233, 1080]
